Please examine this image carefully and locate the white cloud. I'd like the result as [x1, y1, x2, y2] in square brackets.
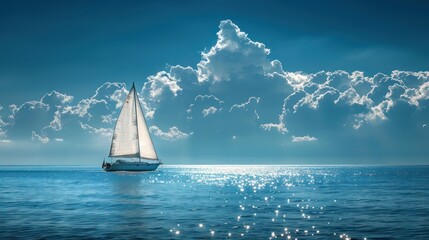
[254, 110, 260, 119]
[291, 135, 318, 142]
[405, 81, 429, 106]
[186, 95, 224, 119]
[43, 91, 74, 104]
[62, 96, 106, 117]
[32, 131, 49, 144]
[55, 138, 64, 142]
[4, 90, 76, 143]
[2, 19, 429, 157]
[57, 82, 129, 139]
[9, 91, 73, 120]
[260, 122, 288, 133]
[195, 95, 224, 104]
[110, 88, 128, 109]
[79, 122, 112, 137]
[62, 82, 125, 118]
[335, 87, 373, 106]
[271, 70, 429, 132]
[365, 99, 393, 121]
[0, 105, 11, 143]
[101, 114, 116, 124]
[138, 19, 293, 142]
[149, 126, 191, 141]
[229, 96, 260, 112]
[261, 99, 288, 133]
[1, 82, 131, 144]
[140, 66, 201, 120]
[0, 105, 9, 140]
[145, 70, 182, 99]
[202, 106, 218, 117]
[47, 109, 62, 131]
[197, 19, 271, 82]
[283, 72, 311, 91]
[10, 100, 49, 117]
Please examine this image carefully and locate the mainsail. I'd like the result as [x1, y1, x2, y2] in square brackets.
[109, 84, 158, 160]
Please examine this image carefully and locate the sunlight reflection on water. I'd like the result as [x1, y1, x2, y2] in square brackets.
[1, 165, 429, 239]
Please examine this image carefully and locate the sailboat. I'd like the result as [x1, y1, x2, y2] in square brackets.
[102, 83, 162, 171]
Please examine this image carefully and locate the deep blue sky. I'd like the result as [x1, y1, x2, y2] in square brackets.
[1, 0, 429, 165]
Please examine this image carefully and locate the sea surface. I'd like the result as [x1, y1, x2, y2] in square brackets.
[1, 165, 428, 239]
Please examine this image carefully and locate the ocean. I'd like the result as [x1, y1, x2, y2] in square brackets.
[0, 165, 428, 239]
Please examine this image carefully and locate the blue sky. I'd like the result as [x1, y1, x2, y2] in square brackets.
[1, 0, 429, 165]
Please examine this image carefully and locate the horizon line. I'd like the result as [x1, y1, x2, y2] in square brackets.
[1, 164, 428, 167]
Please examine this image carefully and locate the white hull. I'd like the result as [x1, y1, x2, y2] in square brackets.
[103, 161, 161, 172]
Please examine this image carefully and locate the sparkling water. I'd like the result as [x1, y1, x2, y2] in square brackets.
[1, 165, 428, 239]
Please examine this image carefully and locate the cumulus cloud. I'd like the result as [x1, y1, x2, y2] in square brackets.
[149, 126, 191, 141]
[1, 19, 429, 162]
[62, 82, 126, 118]
[137, 20, 429, 161]
[261, 70, 429, 134]
[5, 90, 76, 144]
[197, 20, 272, 83]
[145, 70, 183, 99]
[0, 81, 131, 145]
[139, 19, 292, 143]
[291, 135, 318, 142]
[59, 82, 127, 138]
[8, 91, 73, 120]
[80, 21, 429, 144]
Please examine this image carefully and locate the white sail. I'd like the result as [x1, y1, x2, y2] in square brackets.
[109, 84, 158, 160]
[135, 91, 158, 159]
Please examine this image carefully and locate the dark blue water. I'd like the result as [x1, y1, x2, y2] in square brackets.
[1, 166, 428, 239]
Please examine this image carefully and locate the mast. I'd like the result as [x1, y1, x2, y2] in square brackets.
[132, 82, 142, 162]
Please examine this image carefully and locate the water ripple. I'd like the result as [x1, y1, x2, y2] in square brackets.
[1, 165, 428, 239]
